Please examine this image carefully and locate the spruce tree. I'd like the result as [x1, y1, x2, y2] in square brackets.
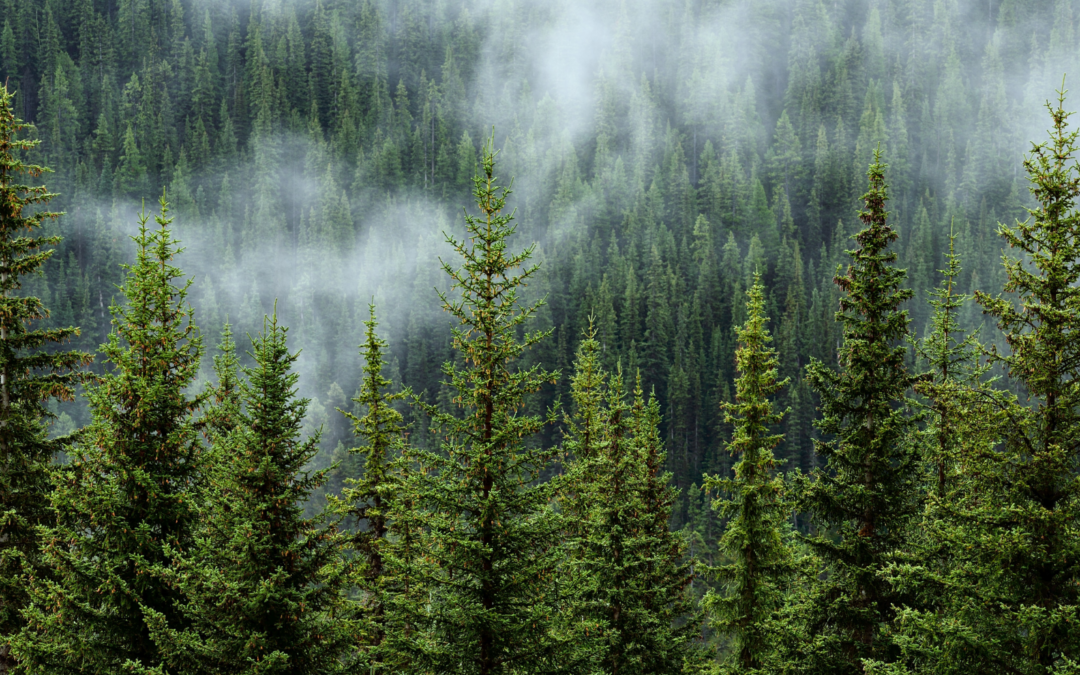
[626, 375, 703, 673]
[565, 331, 700, 675]
[705, 278, 792, 674]
[203, 321, 242, 444]
[866, 85, 1080, 675]
[13, 197, 203, 674]
[955, 85, 1080, 674]
[328, 304, 412, 669]
[0, 83, 89, 674]
[912, 228, 991, 499]
[796, 150, 920, 674]
[147, 312, 355, 675]
[406, 137, 572, 675]
[861, 230, 1007, 675]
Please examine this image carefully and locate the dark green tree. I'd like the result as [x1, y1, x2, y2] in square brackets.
[865, 85, 1080, 675]
[0, 82, 89, 674]
[861, 229, 1006, 675]
[565, 330, 700, 675]
[328, 304, 412, 669]
[202, 320, 242, 443]
[961, 85, 1080, 675]
[147, 311, 355, 675]
[704, 277, 792, 674]
[796, 150, 920, 674]
[13, 197, 203, 674]
[913, 226, 990, 499]
[406, 137, 572, 675]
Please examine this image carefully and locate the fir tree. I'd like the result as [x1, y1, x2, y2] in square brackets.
[328, 304, 412, 669]
[957, 84, 1080, 674]
[796, 150, 920, 674]
[912, 226, 990, 499]
[0, 82, 89, 674]
[705, 277, 792, 674]
[561, 322, 609, 534]
[147, 311, 355, 675]
[203, 321, 242, 443]
[627, 375, 703, 672]
[406, 136, 572, 675]
[565, 331, 701, 675]
[862, 225, 1007, 675]
[13, 197, 203, 674]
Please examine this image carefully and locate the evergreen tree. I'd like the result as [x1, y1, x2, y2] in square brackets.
[328, 304, 412, 670]
[861, 228, 1006, 675]
[954, 85, 1080, 675]
[0, 82, 89, 674]
[795, 150, 920, 674]
[565, 331, 701, 675]
[203, 321, 242, 443]
[406, 137, 573, 675]
[13, 197, 203, 674]
[867, 85, 1080, 675]
[912, 226, 989, 499]
[147, 312, 355, 675]
[704, 277, 792, 674]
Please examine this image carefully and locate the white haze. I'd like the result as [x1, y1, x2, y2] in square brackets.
[72, 0, 1080, 424]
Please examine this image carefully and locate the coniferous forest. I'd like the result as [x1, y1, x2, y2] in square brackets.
[1, 0, 1080, 672]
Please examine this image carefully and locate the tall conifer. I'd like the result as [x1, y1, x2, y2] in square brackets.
[961, 85, 1080, 674]
[868, 85, 1080, 675]
[705, 278, 792, 674]
[148, 312, 355, 675]
[406, 137, 571, 675]
[0, 83, 89, 674]
[329, 304, 413, 669]
[862, 230, 1007, 675]
[14, 197, 203, 673]
[797, 150, 919, 674]
[565, 330, 700, 674]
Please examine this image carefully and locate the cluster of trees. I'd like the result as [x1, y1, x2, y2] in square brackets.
[3, 0, 1077, 543]
[4, 60, 1080, 672]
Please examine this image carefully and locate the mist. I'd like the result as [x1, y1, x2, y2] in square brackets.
[9, 0, 1080, 503]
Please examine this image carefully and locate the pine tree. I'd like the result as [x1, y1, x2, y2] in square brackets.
[865, 84, 1080, 675]
[0, 82, 90, 674]
[913, 226, 989, 499]
[328, 304, 412, 669]
[147, 311, 355, 675]
[959, 85, 1080, 674]
[406, 137, 572, 675]
[627, 375, 704, 672]
[705, 277, 792, 674]
[565, 331, 701, 675]
[796, 150, 920, 674]
[861, 229, 1007, 675]
[13, 197, 203, 674]
[203, 321, 242, 443]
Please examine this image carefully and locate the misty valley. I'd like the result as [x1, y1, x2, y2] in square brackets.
[1, 0, 1080, 673]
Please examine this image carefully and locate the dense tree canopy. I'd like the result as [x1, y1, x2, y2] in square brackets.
[1, 1, 1079, 674]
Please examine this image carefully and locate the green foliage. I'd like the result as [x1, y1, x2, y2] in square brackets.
[704, 278, 792, 674]
[146, 312, 355, 675]
[918, 84, 1080, 675]
[862, 221, 1009, 675]
[0, 82, 89, 673]
[3, 3, 1080, 674]
[327, 304, 414, 669]
[797, 151, 920, 674]
[13, 197, 202, 674]
[565, 330, 702, 674]
[405, 137, 572, 675]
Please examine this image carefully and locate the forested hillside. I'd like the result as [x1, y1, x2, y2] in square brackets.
[6, 0, 1075, 516]
[1, 0, 1080, 673]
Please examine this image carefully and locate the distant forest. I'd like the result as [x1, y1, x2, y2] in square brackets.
[1, 0, 1079, 673]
